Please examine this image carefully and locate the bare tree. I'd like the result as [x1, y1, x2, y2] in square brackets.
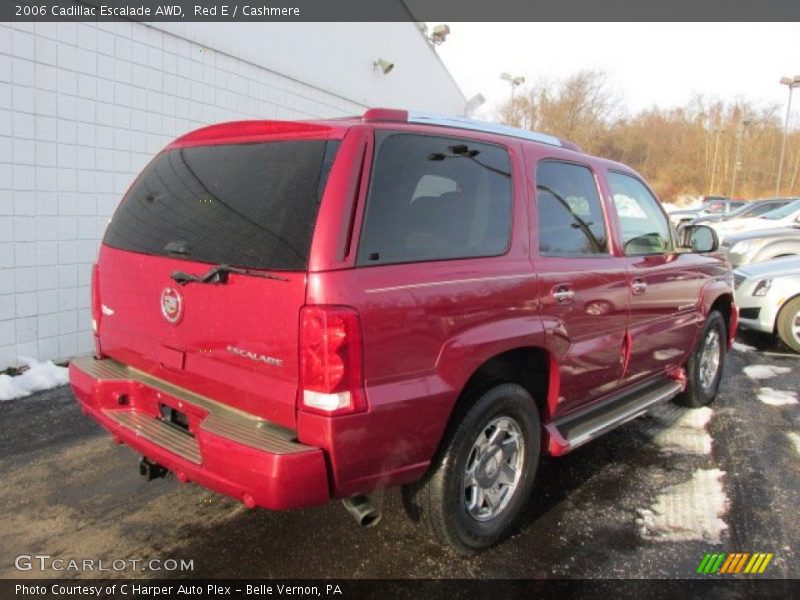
[497, 71, 798, 201]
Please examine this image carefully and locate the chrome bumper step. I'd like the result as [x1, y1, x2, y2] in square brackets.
[72, 355, 315, 456]
[105, 409, 202, 464]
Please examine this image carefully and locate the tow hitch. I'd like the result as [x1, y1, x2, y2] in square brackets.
[139, 457, 168, 481]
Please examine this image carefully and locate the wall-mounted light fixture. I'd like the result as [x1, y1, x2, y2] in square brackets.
[374, 58, 395, 75]
[429, 24, 450, 45]
[465, 93, 486, 116]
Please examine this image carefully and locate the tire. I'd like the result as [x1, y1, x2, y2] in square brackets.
[776, 296, 800, 353]
[402, 383, 540, 554]
[675, 310, 727, 408]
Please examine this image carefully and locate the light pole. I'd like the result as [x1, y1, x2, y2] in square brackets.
[708, 128, 725, 196]
[730, 119, 750, 199]
[500, 72, 525, 104]
[776, 75, 800, 196]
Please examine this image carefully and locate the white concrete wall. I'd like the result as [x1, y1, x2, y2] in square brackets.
[152, 22, 465, 115]
[0, 17, 466, 368]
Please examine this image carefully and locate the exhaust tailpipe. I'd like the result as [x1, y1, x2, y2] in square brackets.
[139, 457, 168, 481]
[342, 495, 381, 527]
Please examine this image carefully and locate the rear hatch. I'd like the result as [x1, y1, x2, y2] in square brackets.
[95, 134, 341, 429]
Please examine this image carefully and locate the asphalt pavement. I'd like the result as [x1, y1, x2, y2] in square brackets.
[1, 330, 798, 580]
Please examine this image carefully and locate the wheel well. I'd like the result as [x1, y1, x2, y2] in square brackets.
[710, 293, 733, 334]
[456, 347, 550, 419]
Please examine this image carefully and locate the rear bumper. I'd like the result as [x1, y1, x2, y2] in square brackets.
[69, 355, 330, 510]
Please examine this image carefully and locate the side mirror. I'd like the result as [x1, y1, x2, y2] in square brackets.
[682, 224, 719, 253]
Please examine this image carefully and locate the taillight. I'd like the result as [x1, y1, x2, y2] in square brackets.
[90, 264, 100, 333]
[299, 305, 366, 416]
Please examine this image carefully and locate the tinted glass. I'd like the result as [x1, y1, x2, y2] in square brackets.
[104, 141, 339, 270]
[357, 133, 512, 266]
[746, 202, 783, 217]
[762, 199, 800, 220]
[536, 161, 608, 256]
[608, 172, 672, 255]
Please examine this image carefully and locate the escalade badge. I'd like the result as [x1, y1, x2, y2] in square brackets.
[160, 287, 183, 324]
[227, 346, 283, 367]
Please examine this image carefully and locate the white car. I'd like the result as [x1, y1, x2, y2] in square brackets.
[734, 256, 800, 352]
[713, 199, 800, 242]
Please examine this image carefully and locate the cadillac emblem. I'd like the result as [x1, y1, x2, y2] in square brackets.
[160, 287, 183, 324]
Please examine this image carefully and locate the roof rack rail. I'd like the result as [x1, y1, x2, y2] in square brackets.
[407, 111, 571, 149]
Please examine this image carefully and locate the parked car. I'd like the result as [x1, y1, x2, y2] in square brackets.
[69, 109, 736, 554]
[700, 195, 732, 205]
[734, 256, 800, 352]
[668, 198, 747, 230]
[703, 198, 749, 215]
[692, 198, 794, 225]
[721, 227, 800, 267]
[713, 199, 800, 241]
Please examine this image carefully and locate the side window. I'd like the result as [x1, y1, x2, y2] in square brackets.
[357, 133, 512, 266]
[607, 172, 672, 255]
[535, 161, 609, 256]
[751, 203, 777, 217]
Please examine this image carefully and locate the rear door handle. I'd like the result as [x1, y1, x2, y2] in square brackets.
[630, 277, 647, 295]
[551, 285, 575, 305]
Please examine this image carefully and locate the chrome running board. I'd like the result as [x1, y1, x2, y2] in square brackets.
[547, 379, 684, 452]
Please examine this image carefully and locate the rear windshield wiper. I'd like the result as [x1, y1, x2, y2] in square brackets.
[171, 264, 288, 286]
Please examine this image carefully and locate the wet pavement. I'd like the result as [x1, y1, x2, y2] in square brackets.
[1, 330, 798, 579]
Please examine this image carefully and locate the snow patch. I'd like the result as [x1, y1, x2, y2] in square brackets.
[637, 468, 729, 543]
[787, 432, 800, 457]
[0, 357, 69, 401]
[757, 387, 799, 406]
[743, 364, 792, 380]
[732, 341, 755, 352]
[652, 407, 713, 455]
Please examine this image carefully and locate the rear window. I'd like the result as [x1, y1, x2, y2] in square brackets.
[356, 132, 512, 266]
[103, 140, 340, 270]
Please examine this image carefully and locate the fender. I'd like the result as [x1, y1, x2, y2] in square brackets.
[756, 240, 799, 263]
[434, 313, 547, 395]
[695, 274, 737, 349]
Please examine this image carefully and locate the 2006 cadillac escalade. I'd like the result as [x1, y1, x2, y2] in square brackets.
[70, 109, 737, 553]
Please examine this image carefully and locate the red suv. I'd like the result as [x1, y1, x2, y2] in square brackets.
[70, 109, 737, 553]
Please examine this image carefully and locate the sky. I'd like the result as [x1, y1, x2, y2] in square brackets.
[430, 23, 800, 122]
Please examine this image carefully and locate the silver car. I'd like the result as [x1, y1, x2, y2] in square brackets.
[734, 256, 800, 352]
[721, 227, 800, 267]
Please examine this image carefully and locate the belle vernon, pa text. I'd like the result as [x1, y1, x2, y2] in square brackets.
[16, 584, 343, 596]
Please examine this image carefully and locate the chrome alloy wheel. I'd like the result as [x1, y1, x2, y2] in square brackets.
[792, 310, 800, 346]
[699, 328, 722, 391]
[463, 416, 524, 522]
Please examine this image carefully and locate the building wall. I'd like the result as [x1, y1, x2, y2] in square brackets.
[0, 18, 466, 368]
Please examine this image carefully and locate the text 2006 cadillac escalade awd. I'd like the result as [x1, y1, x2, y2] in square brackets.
[70, 109, 737, 554]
